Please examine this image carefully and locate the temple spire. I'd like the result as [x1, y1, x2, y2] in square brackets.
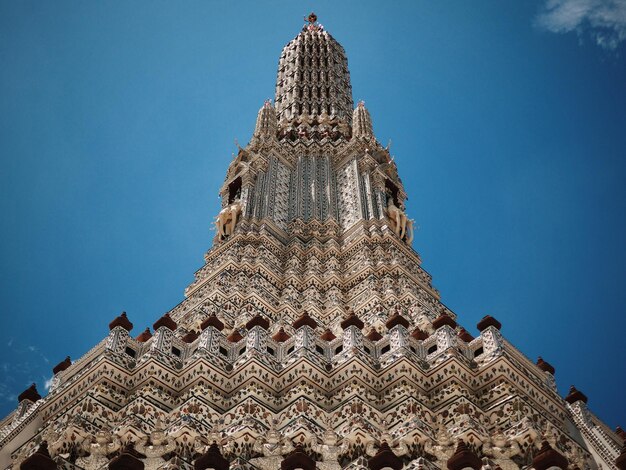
[274, 14, 353, 126]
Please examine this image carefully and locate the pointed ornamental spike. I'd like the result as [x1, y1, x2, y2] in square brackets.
[293, 310, 318, 330]
[340, 310, 364, 330]
[136, 328, 152, 343]
[227, 329, 243, 343]
[18, 383, 41, 404]
[531, 441, 568, 470]
[368, 442, 403, 470]
[182, 330, 199, 343]
[272, 327, 291, 343]
[385, 309, 410, 330]
[565, 385, 588, 404]
[432, 312, 457, 330]
[282, 443, 316, 470]
[536, 357, 556, 375]
[109, 443, 145, 470]
[366, 328, 383, 342]
[109, 311, 133, 331]
[254, 100, 277, 138]
[352, 100, 374, 139]
[476, 315, 501, 332]
[320, 328, 337, 341]
[153, 313, 177, 331]
[20, 441, 57, 470]
[447, 440, 482, 470]
[201, 314, 225, 331]
[195, 442, 230, 470]
[457, 328, 474, 343]
[52, 356, 72, 375]
[411, 327, 429, 341]
[245, 314, 270, 330]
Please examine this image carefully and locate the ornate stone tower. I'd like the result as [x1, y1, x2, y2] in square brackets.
[1, 13, 624, 470]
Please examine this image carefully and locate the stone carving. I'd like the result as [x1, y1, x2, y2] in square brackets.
[482, 428, 522, 470]
[76, 429, 121, 470]
[215, 199, 242, 239]
[365, 422, 409, 458]
[135, 419, 176, 470]
[310, 425, 350, 470]
[250, 422, 294, 470]
[386, 197, 414, 243]
[424, 425, 456, 465]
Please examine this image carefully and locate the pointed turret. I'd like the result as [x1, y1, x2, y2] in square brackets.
[352, 101, 373, 138]
[253, 100, 277, 139]
[275, 13, 353, 126]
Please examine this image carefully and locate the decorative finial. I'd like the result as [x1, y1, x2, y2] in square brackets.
[303, 12, 323, 31]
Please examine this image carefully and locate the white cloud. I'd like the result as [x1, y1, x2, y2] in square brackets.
[44, 376, 54, 391]
[536, 0, 626, 50]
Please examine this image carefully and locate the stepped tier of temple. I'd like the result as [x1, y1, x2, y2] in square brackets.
[1, 13, 624, 470]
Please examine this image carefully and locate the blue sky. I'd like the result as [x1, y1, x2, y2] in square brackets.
[1, 0, 625, 429]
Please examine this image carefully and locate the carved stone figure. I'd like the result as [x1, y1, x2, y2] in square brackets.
[482, 428, 521, 470]
[365, 422, 409, 458]
[424, 425, 455, 465]
[135, 420, 176, 470]
[76, 429, 121, 470]
[386, 198, 414, 243]
[215, 199, 242, 238]
[250, 422, 294, 470]
[310, 427, 350, 470]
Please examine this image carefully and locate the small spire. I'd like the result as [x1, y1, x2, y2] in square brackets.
[109, 311, 133, 331]
[340, 310, 364, 330]
[531, 440, 568, 470]
[432, 312, 457, 330]
[368, 442, 403, 470]
[253, 100, 277, 139]
[52, 356, 72, 375]
[293, 310, 318, 330]
[565, 385, 588, 404]
[352, 101, 374, 139]
[272, 327, 291, 343]
[153, 313, 177, 331]
[18, 383, 41, 403]
[320, 328, 336, 341]
[476, 315, 501, 331]
[536, 356, 556, 375]
[447, 440, 482, 470]
[201, 314, 225, 331]
[366, 328, 383, 342]
[195, 442, 230, 470]
[20, 442, 57, 470]
[136, 327, 152, 343]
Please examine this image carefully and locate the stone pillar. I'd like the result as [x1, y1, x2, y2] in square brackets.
[197, 326, 223, 358]
[247, 325, 269, 354]
[294, 325, 315, 351]
[479, 326, 504, 359]
[106, 326, 131, 356]
[342, 325, 364, 353]
[388, 325, 409, 352]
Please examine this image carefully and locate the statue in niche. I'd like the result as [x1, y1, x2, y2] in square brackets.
[310, 424, 350, 470]
[365, 421, 409, 458]
[424, 425, 455, 465]
[76, 429, 121, 470]
[215, 198, 242, 239]
[135, 419, 176, 470]
[250, 421, 294, 470]
[386, 197, 414, 243]
[482, 428, 521, 470]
